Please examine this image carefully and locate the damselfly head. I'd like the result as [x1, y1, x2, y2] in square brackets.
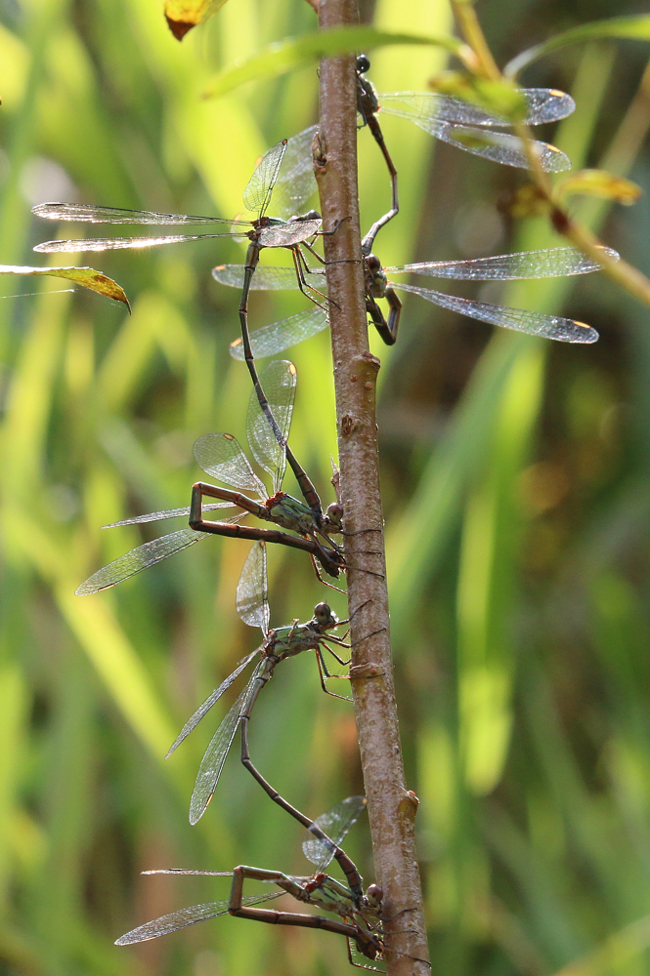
[313, 602, 338, 629]
[326, 502, 343, 529]
[366, 884, 383, 909]
[356, 54, 371, 75]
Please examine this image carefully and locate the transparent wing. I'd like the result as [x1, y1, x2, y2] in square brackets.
[395, 246, 620, 281]
[213, 264, 325, 291]
[258, 217, 322, 249]
[193, 433, 267, 498]
[302, 796, 368, 870]
[166, 648, 260, 758]
[115, 891, 282, 945]
[189, 667, 263, 825]
[379, 88, 575, 127]
[378, 110, 570, 171]
[437, 124, 570, 172]
[230, 308, 329, 361]
[270, 125, 319, 220]
[236, 542, 269, 633]
[34, 232, 235, 254]
[75, 528, 207, 595]
[243, 140, 288, 218]
[31, 203, 235, 225]
[143, 869, 235, 876]
[102, 502, 240, 527]
[397, 282, 599, 343]
[246, 360, 296, 493]
[510, 87, 576, 124]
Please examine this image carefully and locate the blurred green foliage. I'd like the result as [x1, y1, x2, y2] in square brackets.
[1, 1, 650, 975]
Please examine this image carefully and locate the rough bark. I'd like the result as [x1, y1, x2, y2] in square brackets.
[315, 6, 431, 973]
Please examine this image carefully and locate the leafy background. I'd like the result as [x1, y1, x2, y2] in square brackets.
[1, 0, 650, 974]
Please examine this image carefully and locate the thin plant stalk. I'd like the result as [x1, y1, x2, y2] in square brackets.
[452, 3, 650, 309]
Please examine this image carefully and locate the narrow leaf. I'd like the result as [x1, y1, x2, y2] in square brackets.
[505, 16, 650, 77]
[0, 265, 131, 310]
[556, 170, 642, 206]
[202, 27, 462, 99]
[164, 0, 229, 40]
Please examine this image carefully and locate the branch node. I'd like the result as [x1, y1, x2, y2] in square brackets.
[551, 205, 570, 234]
[399, 790, 420, 824]
[349, 662, 385, 680]
[361, 350, 381, 372]
[341, 414, 358, 437]
[312, 129, 327, 172]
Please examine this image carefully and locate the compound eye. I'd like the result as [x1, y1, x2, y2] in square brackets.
[327, 502, 343, 524]
[357, 54, 371, 73]
[366, 884, 383, 907]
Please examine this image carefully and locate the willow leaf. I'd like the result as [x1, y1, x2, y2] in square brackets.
[0, 265, 131, 310]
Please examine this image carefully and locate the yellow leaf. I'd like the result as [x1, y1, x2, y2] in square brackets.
[164, 0, 230, 40]
[0, 265, 131, 310]
[556, 169, 642, 206]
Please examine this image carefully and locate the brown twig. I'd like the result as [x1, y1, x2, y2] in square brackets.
[452, 6, 650, 309]
[314, 2, 430, 974]
[512, 116, 650, 307]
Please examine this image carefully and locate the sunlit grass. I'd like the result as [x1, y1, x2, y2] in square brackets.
[1, 1, 649, 975]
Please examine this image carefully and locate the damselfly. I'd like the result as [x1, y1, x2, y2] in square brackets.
[75, 360, 344, 594]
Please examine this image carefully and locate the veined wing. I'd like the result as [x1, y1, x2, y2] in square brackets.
[34, 232, 238, 254]
[166, 648, 260, 758]
[246, 360, 296, 494]
[230, 308, 329, 361]
[379, 88, 575, 127]
[193, 432, 267, 498]
[434, 124, 570, 172]
[213, 264, 326, 291]
[395, 246, 620, 281]
[142, 869, 234, 876]
[257, 217, 322, 249]
[75, 527, 208, 595]
[379, 108, 571, 171]
[103, 502, 239, 527]
[302, 796, 367, 870]
[236, 541, 270, 633]
[242, 139, 288, 219]
[189, 665, 263, 825]
[31, 203, 238, 225]
[398, 282, 599, 343]
[115, 891, 282, 945]
[270, 125, 319, 221]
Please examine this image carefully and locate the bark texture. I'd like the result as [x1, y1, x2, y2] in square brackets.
[315, 6, 431, 973]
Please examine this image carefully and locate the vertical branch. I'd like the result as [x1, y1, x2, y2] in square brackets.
[315, 6, 430, 973]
